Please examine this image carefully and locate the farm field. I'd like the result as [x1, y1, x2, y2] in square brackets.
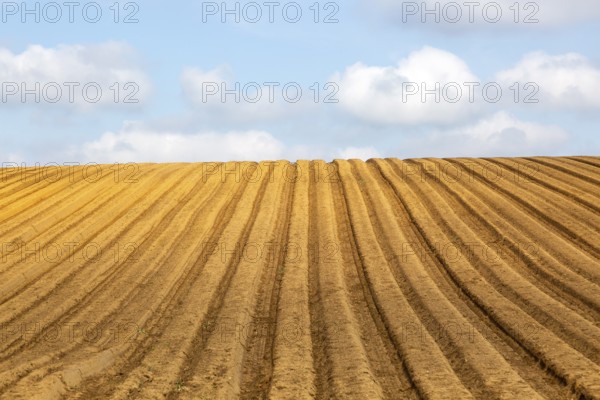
[0, 157, 599, 399]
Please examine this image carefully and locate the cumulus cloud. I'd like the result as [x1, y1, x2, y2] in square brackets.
[423, 112, 569, 156]
[71, 125, 285, 163]
[0, 42, 151, 109]
[63, 120, 389, 163]
[181, 66, 315, 123]
[495, 52, 600, 109]
[369, 0, 600, 29]
[54, 111, 571, 162]
[334, 47, 600, 130]
[333, 47, 481, 126]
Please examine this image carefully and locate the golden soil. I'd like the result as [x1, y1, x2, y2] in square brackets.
[0, 157, 599, 399]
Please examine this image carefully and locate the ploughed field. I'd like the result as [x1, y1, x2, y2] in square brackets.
[0, 157, 599, 399]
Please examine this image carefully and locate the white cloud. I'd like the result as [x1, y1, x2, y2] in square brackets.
[460, 111, 567, 143]
[369, 0, 600, 29]
[335, 146, 381, 160]
[64, 121, 386, 163]
[71, 126, 285, 163]
[423, 112, 569, 156]
[181, 66, 313, 123]
[334, 47, 600, 130]
[333, 47, 481, 125]
[0, 42, 151, 109]
[495, 52, 600, 109]
[55, 111, 572, 163]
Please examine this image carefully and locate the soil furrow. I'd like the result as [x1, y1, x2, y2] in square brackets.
[335, 160, 473, 399]
[525, 157, 600, 188]
[306, 161, 334, 400]
[332, 163, 420, 400]
[369, 159, 574, 400]
[69, 163, 255, 399]
[0, 164, 216, 394]
[1, 158, 598, 400]
[313, 160, 388, 398]
[239, 163, 295, 399]
[484, 158, 600, 215]
[267, 161, 317, 400]
[0, 163, 246, 399]
[344, 160, 542, 399]
[398, 159, 600, 363]
[456, 158, 600, 263]
[0, 165, 170, 302]
[0, 165, 152, 246]
[381, 158, 600, 399]
[421, 158, 600, 323]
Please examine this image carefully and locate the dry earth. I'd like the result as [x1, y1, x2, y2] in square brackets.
[0, 157, 599, 399]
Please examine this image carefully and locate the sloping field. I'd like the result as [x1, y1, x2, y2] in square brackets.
[0, 157, 599, 399]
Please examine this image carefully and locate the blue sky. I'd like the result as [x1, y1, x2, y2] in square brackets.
[1, 0, 599, 163]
